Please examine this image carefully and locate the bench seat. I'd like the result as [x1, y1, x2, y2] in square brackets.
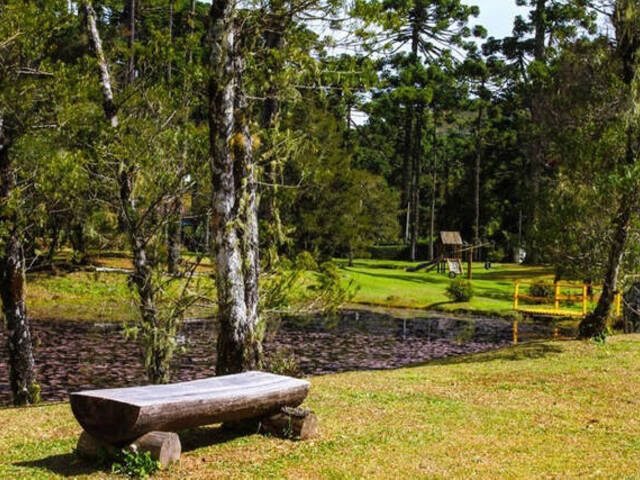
[70, 371, 310, 443]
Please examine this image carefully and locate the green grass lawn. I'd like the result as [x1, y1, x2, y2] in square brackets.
[24, 258, 578, 322]
[25, 250, 217, 322]
[338, 259, 556, 316]
[2, 336, 640, 479]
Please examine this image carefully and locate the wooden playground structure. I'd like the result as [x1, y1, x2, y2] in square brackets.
[406, 231, 490, 279]
[513, 280, 622, 318]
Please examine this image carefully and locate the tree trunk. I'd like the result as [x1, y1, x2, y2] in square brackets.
[260, 5, 286, 267]
[127, 0, 136, 85]
[407, 11, 420, 256]
[167, 0, 173, 83]
[188, 0, 196, 64]
[167, 200, 182, 275]
[83, 1, 167, 383]
[410, 105, 423, 262]
[527, 0, 548, 264]
[578, 5, 640, 338]
[473, 106, 484, 252]
[70, 222, 87, 265]
[0, 109, 38, 406]
[235, 41, 262, 371]
[429, 123, 437, 260]
[579, 198, 634, 338]
[46, 223, 60, 269]
[167, 151, 183, 276]
[209, 3, 261, 375]
[402, 109, 413, 244]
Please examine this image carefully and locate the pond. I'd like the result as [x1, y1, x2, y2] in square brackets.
[0, 309, 557, 404]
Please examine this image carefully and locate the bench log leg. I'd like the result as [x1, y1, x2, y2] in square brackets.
[130, 431, 181, 467]
[76, 431, 118, 459]
[261, 406, 318, 440]
[76, 430, 181, 468]
[223, 406, 318, 440]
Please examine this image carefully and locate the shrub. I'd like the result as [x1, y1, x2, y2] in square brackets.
[446, 278, 474, 302]
[528, 283, 554, 302]
[111, 448, 161, 479]
[295, 250, 318, 270]
[265, 350, 302, 378]
[487, 248, 505, 263]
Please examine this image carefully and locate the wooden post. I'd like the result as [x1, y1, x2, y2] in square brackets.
[467, 247, 473, 280]
[224, 407, 318, 440]
[615, 293, 622, 316]
[513, 282, 519, 310]
[260, 407, 318, 440]
[513, 320, 518, 345]
[76, 431, 181, 468]
[130, 431, 181, 467]
[582, 284, 588, 315]
[554, 282, 560, 312]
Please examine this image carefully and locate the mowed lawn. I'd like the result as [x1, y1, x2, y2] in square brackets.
[339, 259, 555, 315]
[24, 255, 558, 322]
[1, 337, 640, 479]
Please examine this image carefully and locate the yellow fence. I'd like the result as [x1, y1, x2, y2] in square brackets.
[513, 280, 621, 318]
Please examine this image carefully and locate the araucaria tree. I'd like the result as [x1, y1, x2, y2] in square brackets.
[208, 1, 262, 374]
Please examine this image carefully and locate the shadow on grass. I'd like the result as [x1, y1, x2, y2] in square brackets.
[180, 425, 254, 452]
[344, 267, 446, 286]
[474, 268, 552, 281]
[425, 301, 457, 310]
[339, 261, 408, 270]
[14, 453, 105, 478]
[419, 341, 565, 368]
[14, 427, 252, 476]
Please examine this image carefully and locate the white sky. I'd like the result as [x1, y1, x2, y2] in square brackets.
[467, 0, 530, 39]
[200, 0, 529, 43]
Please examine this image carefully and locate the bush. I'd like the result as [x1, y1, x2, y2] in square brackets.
[368, 243, 435, 261]
[487, 247, 505, 263]
[367, 245, 408, 260]
[265, 350, 302, 378]
[446, 278, 474, 302]
[295, 250, 318, 270]
[528, 283, 554, 301]
[111, 448, 161, 479]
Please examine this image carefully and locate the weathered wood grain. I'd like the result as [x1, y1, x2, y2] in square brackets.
[70, 371, 310, 443]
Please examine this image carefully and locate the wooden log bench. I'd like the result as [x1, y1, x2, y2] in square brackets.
[71, 371, 317, 467]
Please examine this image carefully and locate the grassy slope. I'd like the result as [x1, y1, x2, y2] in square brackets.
[340, 259, 555, 316]
[2, 336, 640, 479]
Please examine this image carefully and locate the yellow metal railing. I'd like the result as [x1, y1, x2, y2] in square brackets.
[513, 280, 621, 318]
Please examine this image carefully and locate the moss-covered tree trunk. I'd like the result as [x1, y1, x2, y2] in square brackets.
[260, 1, 286, 268]
[579, 198, 634, 338]
[579, 0, 640, 338]
[0, 109, 38, 406]
[167, 198, 182, 275]
[83, 0, 167, 383]
[209, 3, 261, 375]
